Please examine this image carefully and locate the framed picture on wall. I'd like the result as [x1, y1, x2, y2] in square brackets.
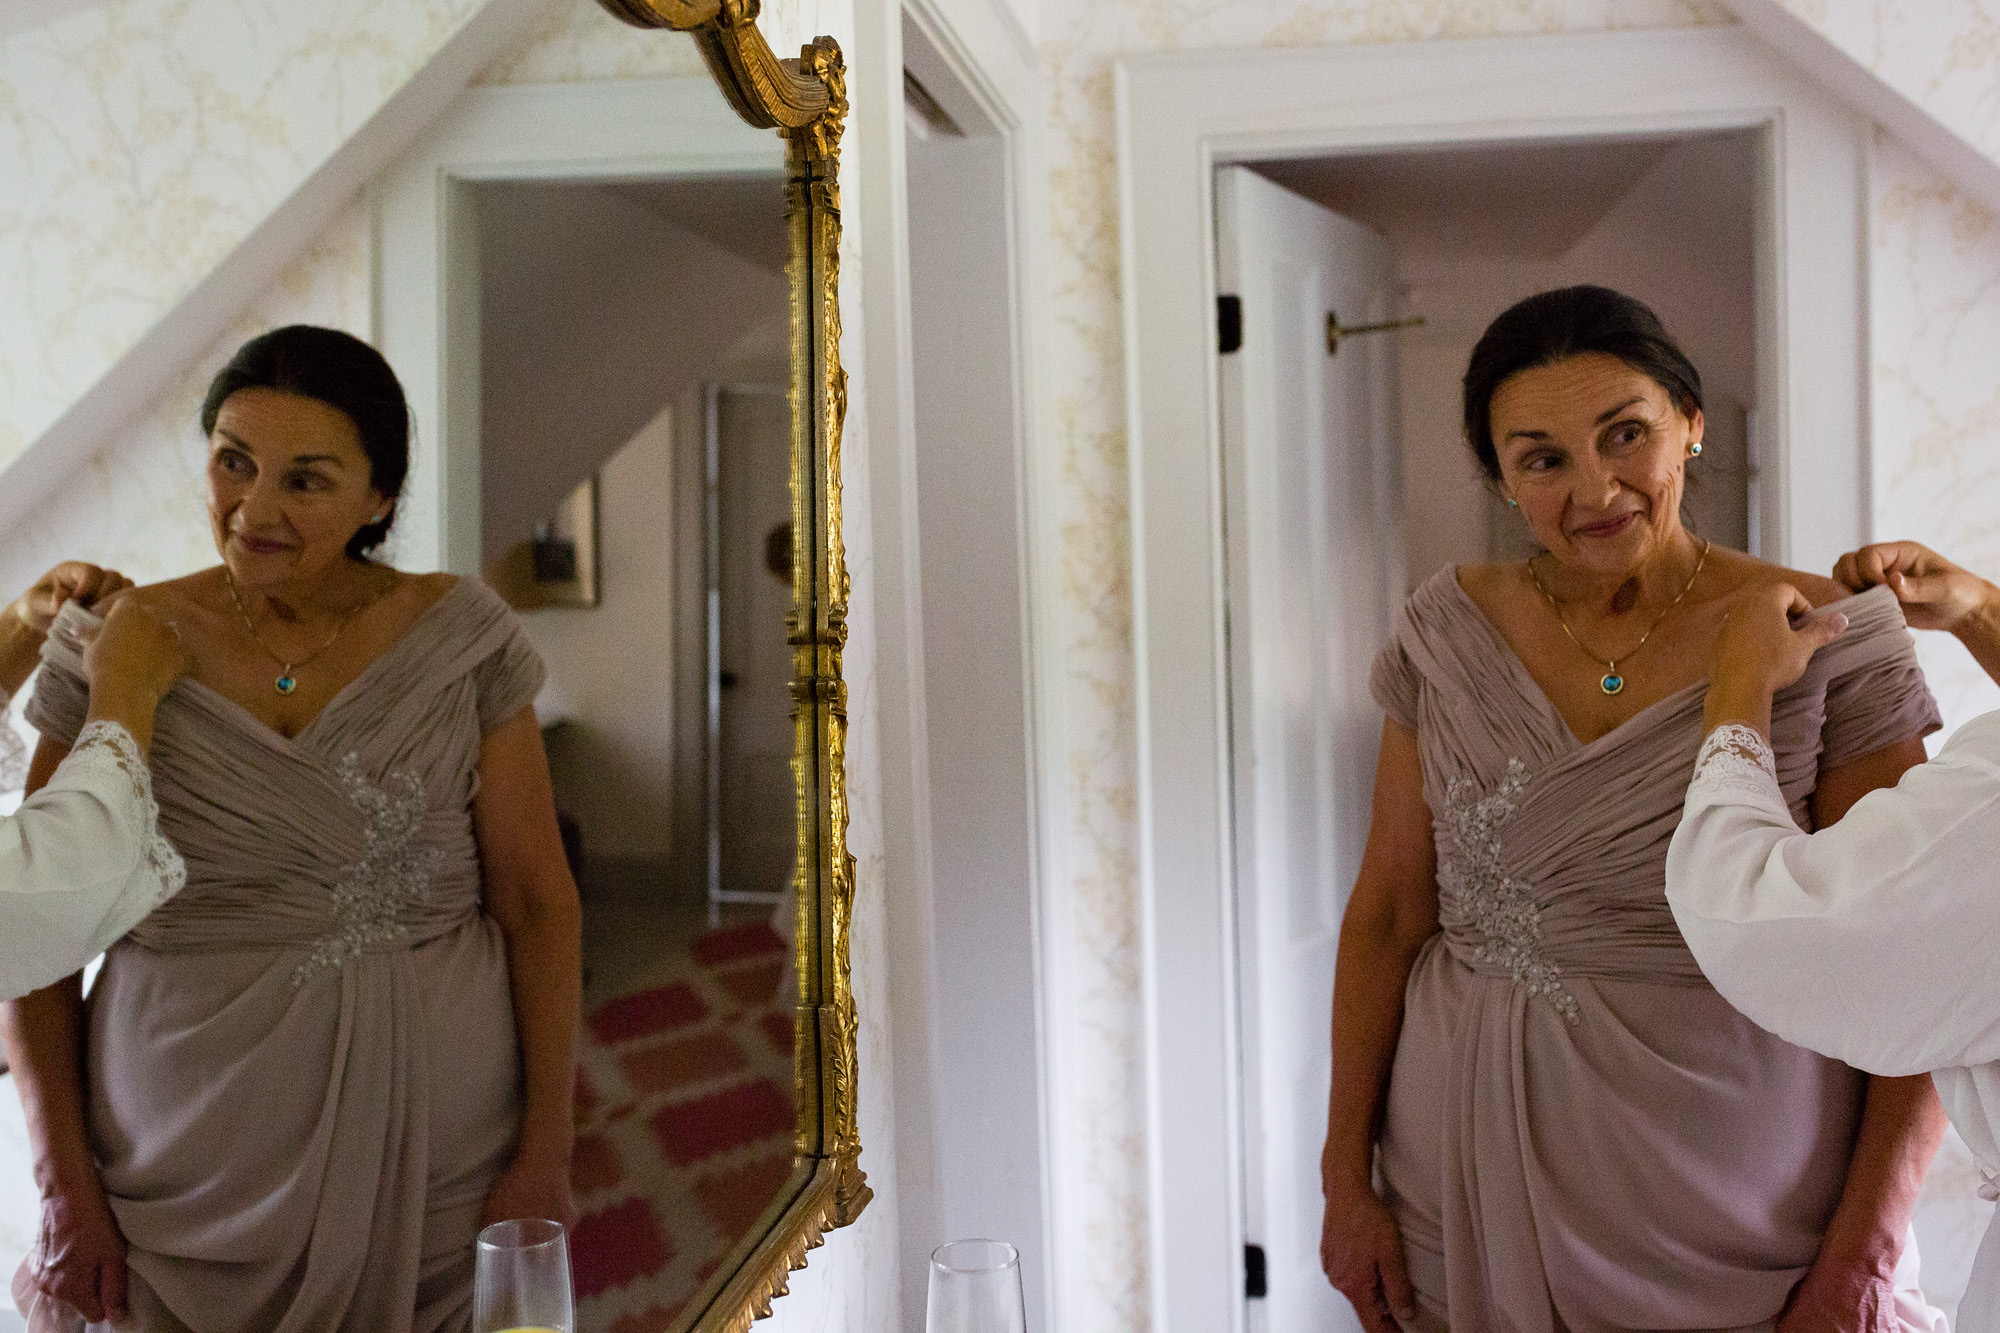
[487, 475, 601, 610]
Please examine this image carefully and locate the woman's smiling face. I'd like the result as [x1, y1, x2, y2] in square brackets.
[1489, 352, 1703, 580]
[206, 387, 387, 587]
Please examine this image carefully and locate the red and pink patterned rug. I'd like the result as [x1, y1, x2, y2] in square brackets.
[569, 920, 796, 1332]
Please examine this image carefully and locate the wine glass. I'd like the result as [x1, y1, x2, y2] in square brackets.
[925, 1238, 1026, 1333]
[472, 1218, 575, 1333]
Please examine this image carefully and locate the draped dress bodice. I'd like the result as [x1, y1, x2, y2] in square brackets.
[22, 578, 546, 1333]
[1371, 570, 1942, 1333]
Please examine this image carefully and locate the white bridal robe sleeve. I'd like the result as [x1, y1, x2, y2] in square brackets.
[1666, 712, 2000, 1327]
[0, 700, 185, 1000]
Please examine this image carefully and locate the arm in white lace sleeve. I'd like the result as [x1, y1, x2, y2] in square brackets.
[1667, 711, 2000, 1076]
[0, 721, 185, 1000]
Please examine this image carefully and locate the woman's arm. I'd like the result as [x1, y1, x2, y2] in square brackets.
[1775, 743, 1949, 1332]
[2, 736, 128, 1322]
[470, 707, 581, 1228]
[1320, 719, 1440, 1333]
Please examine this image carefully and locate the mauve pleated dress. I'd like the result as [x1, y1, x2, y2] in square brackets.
[20, 578, 544, 1333]
[1371, 571, 1945, 1333]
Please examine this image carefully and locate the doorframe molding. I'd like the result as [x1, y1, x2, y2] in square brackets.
[1117, 27, 1870, 1331]
[373, 76, 781, 574]
[853, 0, 1064, 1326]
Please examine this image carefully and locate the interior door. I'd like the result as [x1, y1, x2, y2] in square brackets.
[710, 383, 795, 925]
[1216, 164, 1403, 1333]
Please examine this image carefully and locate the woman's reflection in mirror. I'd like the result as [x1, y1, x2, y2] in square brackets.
[3, 325, 581, 1331]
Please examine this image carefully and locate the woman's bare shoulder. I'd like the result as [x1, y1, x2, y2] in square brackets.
[1452, 561, 1533, 621]
[1453, 560, 1525, 599]
[126, 568, 226, 615]
[1704, 548, 1846, 607]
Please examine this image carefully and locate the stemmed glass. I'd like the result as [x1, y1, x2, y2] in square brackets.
[925, 1239, 1027, 1333]
[472, 1219, 575, 1333]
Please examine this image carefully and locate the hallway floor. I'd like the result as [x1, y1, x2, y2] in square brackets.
[570, 861, 798, 1332]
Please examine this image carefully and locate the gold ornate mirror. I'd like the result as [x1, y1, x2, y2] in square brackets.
[578, 4, 865, 1329]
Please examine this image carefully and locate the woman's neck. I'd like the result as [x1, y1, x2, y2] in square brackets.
[231, 560, 385, 627]
[1536, 528, 1702, 623]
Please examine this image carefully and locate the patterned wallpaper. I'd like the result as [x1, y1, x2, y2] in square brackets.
[0, 0, 498, 472]
[1780, 0, 2000, 163]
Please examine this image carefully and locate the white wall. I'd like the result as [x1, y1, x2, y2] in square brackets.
[518, 405, 678, 864]
[477, 181, 788, 567]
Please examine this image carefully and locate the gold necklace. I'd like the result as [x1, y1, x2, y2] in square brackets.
[1527, 538, 1710, 696]
[224, 566, 390, 696]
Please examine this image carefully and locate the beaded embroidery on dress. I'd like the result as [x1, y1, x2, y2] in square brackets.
[292, 754, 442, 987]
[1437, 758, 1579, 1022]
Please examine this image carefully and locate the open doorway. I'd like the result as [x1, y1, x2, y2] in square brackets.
[1219, 132, 1761, 1330]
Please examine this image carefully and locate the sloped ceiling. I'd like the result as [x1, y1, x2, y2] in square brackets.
[1722, 0, 2000, 216]
[0, 0, 556, 527]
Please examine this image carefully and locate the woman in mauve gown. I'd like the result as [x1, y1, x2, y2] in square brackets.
[5, 325, 581, 1333]
[1318, 286, 1950, 1333]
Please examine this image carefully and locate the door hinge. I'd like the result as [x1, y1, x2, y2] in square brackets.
[1218, 294, 1243, 355]
[1244, 1243, 1268, 1299]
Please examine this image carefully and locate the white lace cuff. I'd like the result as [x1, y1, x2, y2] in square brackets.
[1690, 722, 1782, 807]
[58, 721, 185, 905]
[0, 688, 24, 794]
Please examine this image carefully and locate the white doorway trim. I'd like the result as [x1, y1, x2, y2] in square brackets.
[1117, 27, 1870, 1332]
[854, 0, 1068, 1326]
[373, 77, 782, 574]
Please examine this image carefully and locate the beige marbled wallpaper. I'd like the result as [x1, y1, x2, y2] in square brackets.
[0, 199, 369, 596]
[0, 0, 499, 472]
[1870, 131, 2000, 733]
[477, 0, 706, 82]
[1779, 0, 2000, 163]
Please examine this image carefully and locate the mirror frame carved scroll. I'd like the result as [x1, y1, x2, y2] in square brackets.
[592, 3, 866, 1329]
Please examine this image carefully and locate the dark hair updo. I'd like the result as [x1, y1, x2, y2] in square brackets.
[1462, 285, 1703, 482]
[200, 325, 411, 560]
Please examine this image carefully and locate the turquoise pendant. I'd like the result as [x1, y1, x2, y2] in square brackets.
[1600, 672, 1624, 695]
[275, 674, 298, 695]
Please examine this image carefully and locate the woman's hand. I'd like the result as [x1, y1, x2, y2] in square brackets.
[1321, 1179, 1416, 1333]
[1, 564, 135, 698]
[1705, 583, 1850, 738]
[20, 1183, 127, 1324]
[479, 1148, 577, 1233]
[79, 597, 187, 752]
[9, 564, 132, 637]
[1774, 1248, 1899, 1333]
[1834, 541, 1996, 634]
